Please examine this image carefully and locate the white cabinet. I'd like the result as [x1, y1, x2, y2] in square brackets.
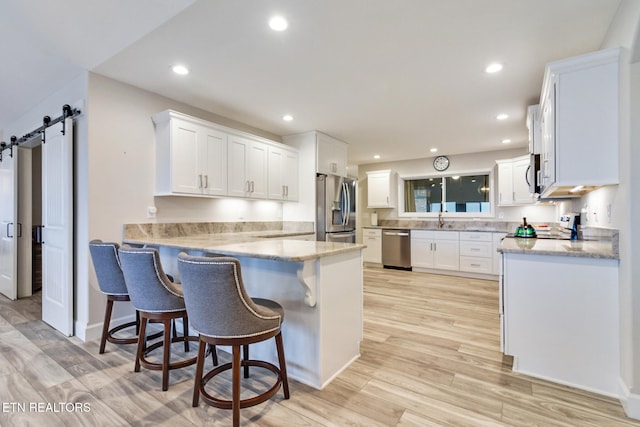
[539, 48, 620, 198]
[363, 228, 382, 265]
[316, 132, 348, 177]
[268, 146, 298, 201]
[227, 135, 268, 199]
[366, 170, 395, 208]
[526, 104, 541, 155]
[502, 252, 619, 396]
[496, 156, 533, 206]
[153, 111, 227, 196]
[154, 110, 299, 202]
[459, 232, 493, 274]
[411, 230, 459, 270]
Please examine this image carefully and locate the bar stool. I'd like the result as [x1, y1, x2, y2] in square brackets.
[89, 240, 142, 354]
[177, 253, 290, 427]
[118, 246, 200, 391]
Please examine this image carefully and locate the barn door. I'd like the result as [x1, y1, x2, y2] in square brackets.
[41, 118, 73, 336]
[0, 149, 18, 300]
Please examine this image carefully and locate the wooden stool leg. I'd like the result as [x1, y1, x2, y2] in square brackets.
[243, 344, 249, 378]
[275, 332, 290, 399]
[193, 339, 207, 407]
[210, 344, 218, 366]
[183, 315, 190, 352]
[232, 345, 241, 427]
[162, 319, 172, 391]
[135, 317, 148, 373]
[99, 298, 114, 354]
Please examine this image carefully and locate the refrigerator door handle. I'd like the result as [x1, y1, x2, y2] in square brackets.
[341, 182, 348, 226]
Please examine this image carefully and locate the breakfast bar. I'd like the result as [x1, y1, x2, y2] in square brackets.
[123, 225, 365, 390]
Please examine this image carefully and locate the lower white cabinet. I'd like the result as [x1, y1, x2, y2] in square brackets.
[363, 228, 382, 264]
[459, 231, 493, 274]
[411, 230, 459, 270]
[502, 252, 619, 396]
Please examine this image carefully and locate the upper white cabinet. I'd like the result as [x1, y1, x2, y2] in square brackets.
[153, 110, 298, 201]
[227, 135, 268, 199]
[539, 48, 620, 198]
[316, 132, 348, 177]
[268, 145, 299, 201]
[367, 170, 395, 208]
[496, 156, 532, 206]
[154, 111, 227, 196]
[526, 104, 541, 155]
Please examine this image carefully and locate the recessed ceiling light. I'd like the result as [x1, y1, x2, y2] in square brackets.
[430, 148, 438, 153]
[485, 63, 503, 73]
[373, 154, 381, 159]
[282, 114, 293, 122]
[172, 64, 189, 75]
[501, 139, 512, 144]
[269, 16, 288, 31]
[496, 113, 509, 120]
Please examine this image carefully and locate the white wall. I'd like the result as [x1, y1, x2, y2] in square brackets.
[357, 147, 558, 227]
[599, 0, 640, 418]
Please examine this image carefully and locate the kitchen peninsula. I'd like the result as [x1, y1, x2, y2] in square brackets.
[123, 222, 365, 390]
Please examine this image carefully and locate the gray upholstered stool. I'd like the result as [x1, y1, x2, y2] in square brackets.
[177, 254, 290, 427]
[118, 246, 201, 391]
[89, 240, 144, 354]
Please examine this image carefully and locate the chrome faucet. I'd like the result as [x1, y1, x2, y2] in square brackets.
[438, 211, 445, 228]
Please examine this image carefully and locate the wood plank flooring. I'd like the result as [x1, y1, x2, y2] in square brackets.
[1, 267, 638, 426]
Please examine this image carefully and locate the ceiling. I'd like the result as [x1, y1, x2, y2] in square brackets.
[1, 0, 622, 165]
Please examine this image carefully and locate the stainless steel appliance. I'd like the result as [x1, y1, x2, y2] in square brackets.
[316, 174, 356, 243]
[382, 229, 412, 270]
[527, 153, 541, 196]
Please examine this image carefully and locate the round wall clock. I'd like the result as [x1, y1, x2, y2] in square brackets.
[433, 155, 450, 171]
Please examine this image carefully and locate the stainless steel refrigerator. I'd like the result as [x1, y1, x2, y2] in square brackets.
[316, 174, 357, 243]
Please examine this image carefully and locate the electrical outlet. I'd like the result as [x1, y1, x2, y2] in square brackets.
[147, 206, 157, 219]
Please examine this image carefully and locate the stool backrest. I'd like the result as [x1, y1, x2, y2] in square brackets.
[118, 247, 185, 313]
[89, 240, 128, 296]
[177, 254, 281, 339]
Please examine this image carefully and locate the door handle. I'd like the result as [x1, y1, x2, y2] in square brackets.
[204, 175, 209, 189]
[17, 223, 22, 238]
[6, 222, 12, 238]
[198, 174, 203, 189]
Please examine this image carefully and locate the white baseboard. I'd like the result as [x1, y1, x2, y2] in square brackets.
[619, 377, 640, 420]
[75, 313, 137, 343]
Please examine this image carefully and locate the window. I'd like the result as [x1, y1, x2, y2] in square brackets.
[401, 172, 492, 217]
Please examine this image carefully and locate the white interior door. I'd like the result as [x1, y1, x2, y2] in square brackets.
[0, 150, 18, 300]
[41, 119, 73, 335]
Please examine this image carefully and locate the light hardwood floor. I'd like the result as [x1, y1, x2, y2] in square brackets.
[0, 267, 638, 426]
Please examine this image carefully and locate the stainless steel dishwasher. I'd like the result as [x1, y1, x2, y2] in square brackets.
[382, 229, 412, 270]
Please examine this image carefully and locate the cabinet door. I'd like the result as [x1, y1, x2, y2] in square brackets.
[201, 127, 227, 196]
[512, 157, 532, 204]
[540, 81, 556, 191]
[367, 171, 391, 208]
[433, 239, 459, 270]
[410, 238, 434, 268]
[268, 146, 285, 200]
[227, 135, 250, 197]
[283, 149, 299, 201]
[497, 161, 514, 206]
[247, 141, 268, 199]
[171, 120, 200, 194]
[363, 235, 382, 264]
[316, 133, 347, 177]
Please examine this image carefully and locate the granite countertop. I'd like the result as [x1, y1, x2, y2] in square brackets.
[497, 237, 618, 260]
[123, 233, 363, 262]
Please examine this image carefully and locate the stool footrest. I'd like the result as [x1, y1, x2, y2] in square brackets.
[199, 360, 284, 409]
